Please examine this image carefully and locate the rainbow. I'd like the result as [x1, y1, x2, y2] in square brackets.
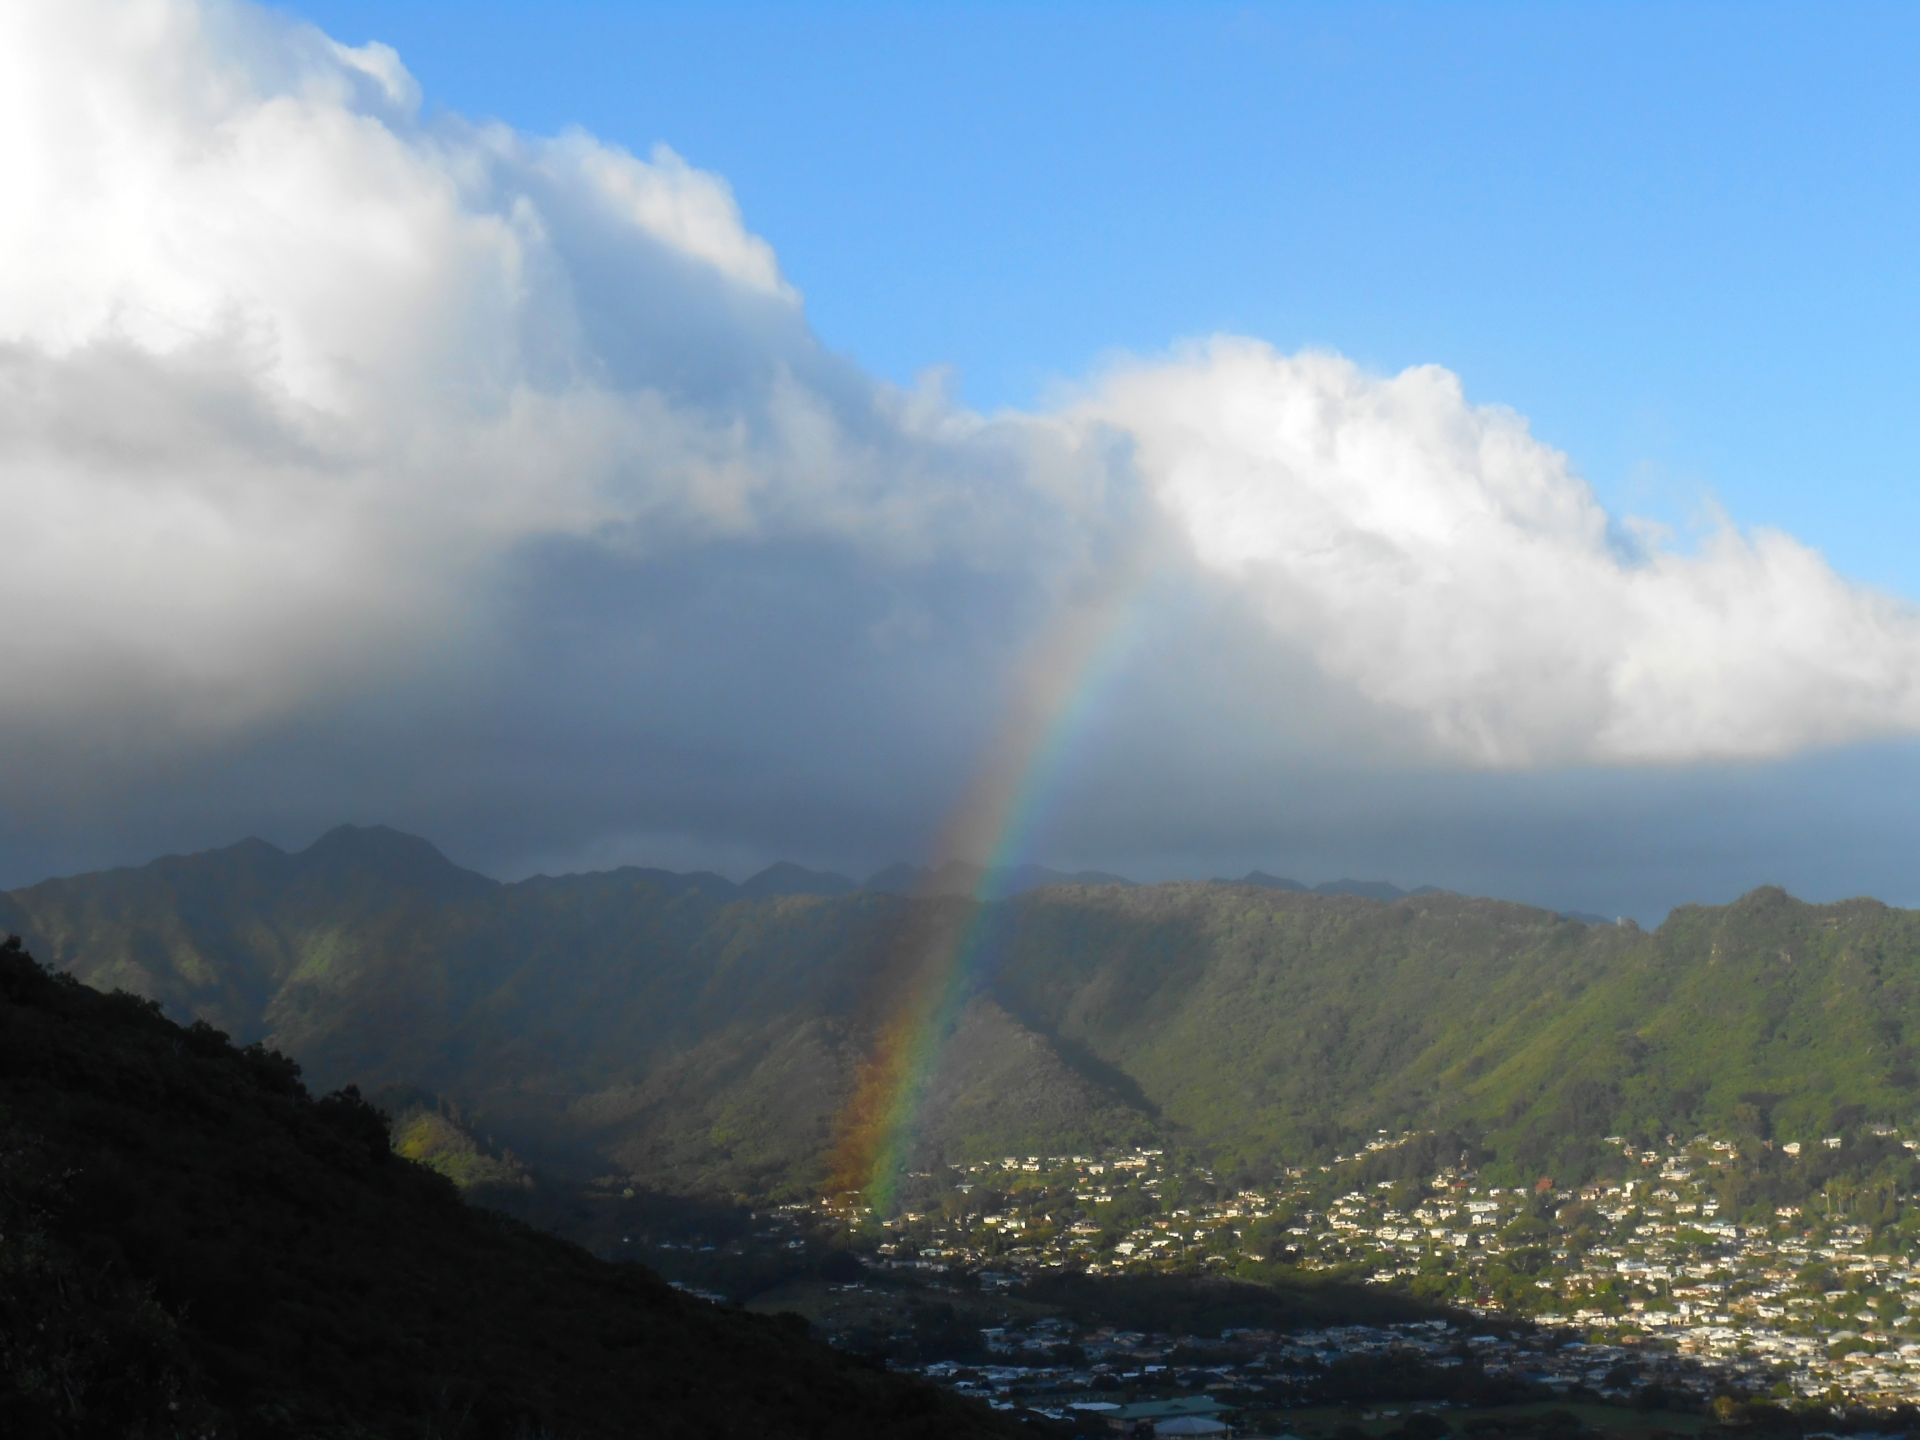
[824, 579, 1144, 1212]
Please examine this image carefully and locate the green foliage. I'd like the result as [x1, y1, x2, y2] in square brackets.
[378, 1088, 534, 1192]
[0, 936, 1018, 1438]
[21, 828, 1920, 1202]
[1500, 1216, 1549, 1245]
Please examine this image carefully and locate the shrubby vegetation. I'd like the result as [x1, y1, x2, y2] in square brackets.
[0, 936, 1019, 1438]
[15, 827, 1920, 1206]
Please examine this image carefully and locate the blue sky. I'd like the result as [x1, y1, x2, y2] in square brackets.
[293, 1, 1920, 591]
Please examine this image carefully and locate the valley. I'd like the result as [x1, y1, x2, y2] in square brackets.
[11, 825, 1920, 1209]
[14, 826, 1920, 1429]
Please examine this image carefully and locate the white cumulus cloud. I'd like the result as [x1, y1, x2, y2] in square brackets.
[1090, 341, 1920, 765]
[0, 0, 1101, 752]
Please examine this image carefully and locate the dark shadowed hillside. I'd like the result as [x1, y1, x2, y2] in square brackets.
[0, 935, 1019, 1439]
[12, 828, 1920, 1206]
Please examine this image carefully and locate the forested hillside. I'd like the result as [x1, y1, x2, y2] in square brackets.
[9, 827, 1920, 1205]
[0, 936, 1017, 1438]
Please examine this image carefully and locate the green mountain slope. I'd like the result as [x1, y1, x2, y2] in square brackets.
[11, 827, 1920, 1205]
[984, 882, 1920, 1185]
[0, 935, 1016, 1439]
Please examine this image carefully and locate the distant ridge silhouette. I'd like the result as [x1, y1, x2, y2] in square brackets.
[1210, 870, 1446, 901]
[1558, 909, 1619, 926]
[861, 859, 1136, 898]
[738, 861, 856, 898]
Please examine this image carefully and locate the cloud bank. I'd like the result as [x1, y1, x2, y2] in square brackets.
[3, 0, 1918, 901]
[1099, 345, 1920, 765]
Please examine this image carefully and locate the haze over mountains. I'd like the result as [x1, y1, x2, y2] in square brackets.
[583, 852, 1436, 904]
[6, 825, 1916, 1210]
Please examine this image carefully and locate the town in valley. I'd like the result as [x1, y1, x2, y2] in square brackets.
[620, 1126, 1920, 1428]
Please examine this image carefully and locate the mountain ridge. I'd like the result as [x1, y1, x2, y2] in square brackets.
[0, 823, 1453, 912]
[8, 827, 1914, 1210]
[1211, 871, 1448, 901]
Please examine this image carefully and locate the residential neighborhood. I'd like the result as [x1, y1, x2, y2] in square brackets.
[903, 1313, 1759, 1428]
[789, 1131, 1920, 1412]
